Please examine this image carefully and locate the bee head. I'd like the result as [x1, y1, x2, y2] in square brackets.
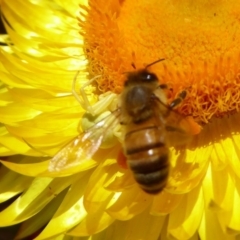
[138, 69, 158, 82]
[124, 69, 159, 87]
[124, 58, 165, 87]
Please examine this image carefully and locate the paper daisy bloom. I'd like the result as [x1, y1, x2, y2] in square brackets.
[0, 0, 240, 239]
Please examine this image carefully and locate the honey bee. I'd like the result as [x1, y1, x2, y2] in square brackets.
[49, 59, 191, 194]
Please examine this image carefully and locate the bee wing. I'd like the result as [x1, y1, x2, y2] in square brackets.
[48, 110, 120, 172]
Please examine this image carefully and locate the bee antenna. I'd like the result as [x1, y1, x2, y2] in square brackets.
[145, 58, 165, 69]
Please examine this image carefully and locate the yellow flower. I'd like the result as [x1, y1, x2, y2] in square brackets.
[1, 0, 240, 239]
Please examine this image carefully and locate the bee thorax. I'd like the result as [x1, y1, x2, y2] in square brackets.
[125, 86, 153, 121]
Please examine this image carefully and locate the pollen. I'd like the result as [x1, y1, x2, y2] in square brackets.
[79, 0, 240, 123]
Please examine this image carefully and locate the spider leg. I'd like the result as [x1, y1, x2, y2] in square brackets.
[72, 71, 101, 115]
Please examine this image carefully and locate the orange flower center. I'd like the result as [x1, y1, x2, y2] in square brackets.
[79, 0, 240, 123]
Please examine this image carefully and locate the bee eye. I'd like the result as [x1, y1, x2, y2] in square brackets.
[146, 74, 152, 80]
[141, 72, 157, 82]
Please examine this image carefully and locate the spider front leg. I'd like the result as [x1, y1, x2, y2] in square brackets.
[72, 71, 101, 116]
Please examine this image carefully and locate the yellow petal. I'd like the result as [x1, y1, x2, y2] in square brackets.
[83, 159, 117, 214]
[105, 209, 165, 240]
[1, 158, 97, 177]
[0, 176, 75, 226]
[0, 134, 34, 155]
[36, 173, 92, 239]
[104, 170, 135, 191]
[0, 163, 32, 203]
[210, 142, 228, 171]
[0, 125, 36, 156]
[7, 88, 78, 112]
[0, 145, 12, 156]
[199, 210, 236, 240]
[200, 163, 236, 239]
[67, 211, 114, 237]
[216, 174, 240, 235]
[0, 158, 51, 177]
[15, 188, 68, 240]
[47, 234, 74, 240]
[211, 166, 234, 211]
[0, 83, 13, 106]
[0, 103, 41, 123]
[0, 64, 31, 88]
[106, 186, 152, 221]
[168, 148, 209, 194]
[168, 185, 204, 239]
[150, 191, 183, 216]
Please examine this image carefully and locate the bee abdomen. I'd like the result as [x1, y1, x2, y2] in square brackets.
[128, 152, 169, 194]
[127, 150, 168, 173]
[124, 126, 170, 194]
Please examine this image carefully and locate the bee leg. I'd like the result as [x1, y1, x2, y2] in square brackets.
[169, 90, 187, 109]
[117, 149, 128, 169]
[159, 83, 168, 89]
[72, 71, 101, 115]
[158, 84, 173, 92]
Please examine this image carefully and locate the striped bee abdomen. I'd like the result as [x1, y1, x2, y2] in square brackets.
[124, 125, 170, 194]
